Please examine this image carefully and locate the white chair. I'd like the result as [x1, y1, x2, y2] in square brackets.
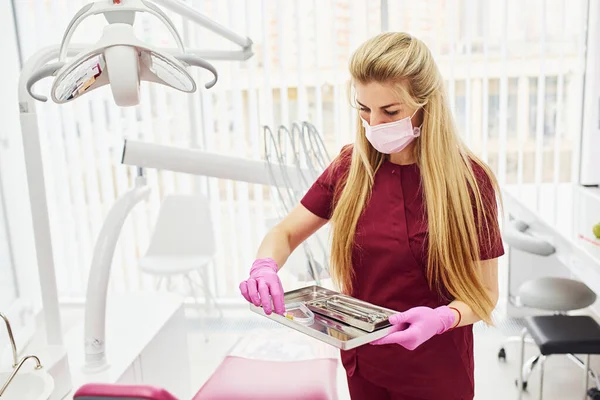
[139, 194, 223, 319]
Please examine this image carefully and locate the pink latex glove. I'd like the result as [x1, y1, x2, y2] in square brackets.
[370, 306, 457, 350]
[239, 258, 285, 315]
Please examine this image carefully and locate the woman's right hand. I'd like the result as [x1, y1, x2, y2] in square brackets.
[239, 258, 285, 315]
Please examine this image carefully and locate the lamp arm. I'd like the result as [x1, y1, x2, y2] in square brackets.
[120, 139, 310, 192]
[149, 0, 253, 50]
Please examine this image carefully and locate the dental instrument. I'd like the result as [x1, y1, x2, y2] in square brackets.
[305, 296, 391, 332]
[18, 0, 253, 394]
[263, 122, 331, 283]
[297, 122, 332, 179]
[263, 122, 331, 212]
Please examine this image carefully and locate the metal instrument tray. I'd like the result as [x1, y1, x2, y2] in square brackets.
[249, 285, 397, 350]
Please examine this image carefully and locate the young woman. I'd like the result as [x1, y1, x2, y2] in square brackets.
[239, 32, 504, 400]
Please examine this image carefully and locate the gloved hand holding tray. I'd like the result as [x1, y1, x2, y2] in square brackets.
[249, 285, 397, 350]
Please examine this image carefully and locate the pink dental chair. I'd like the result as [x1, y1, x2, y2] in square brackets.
[73, 383, 178, 400]
[74, 355, 338, 400]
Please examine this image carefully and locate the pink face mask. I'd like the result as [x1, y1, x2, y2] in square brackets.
[361, 109, 421, 154]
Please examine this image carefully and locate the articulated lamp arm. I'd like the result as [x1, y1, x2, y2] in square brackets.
[150, 0, 253, 51]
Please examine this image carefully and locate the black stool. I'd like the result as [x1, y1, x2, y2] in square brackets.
[518, 315, 600, 400]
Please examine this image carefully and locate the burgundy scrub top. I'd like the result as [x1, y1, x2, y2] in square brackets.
[300, 145, 504, 399]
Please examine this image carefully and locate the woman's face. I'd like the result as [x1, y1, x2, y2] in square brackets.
[355, 81, 422, 127]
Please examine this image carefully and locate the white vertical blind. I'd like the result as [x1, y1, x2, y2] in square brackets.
[276, 1, 289, 126]
[313, 0, 324, 134]
[448, 0, 457, 113]
[464, 2, 473, 147]
[481, 0, 490, 164]
[6, 0, 589, 302]
[498, 0, 509, 185]
[60, 104, 90, 291]
[213, 1, 234, 298]
[331, 0, 344, 153]
[227, 0, 252, 292]
[534, 0, 547, 209]
[294, 0, 307, 122]
[244, 0, 266, 262]
[552, 0, 567, 225]
[348, 0, 359, 137]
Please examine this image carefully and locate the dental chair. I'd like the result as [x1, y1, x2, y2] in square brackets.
[73, 359, 338, 400]
[73, 331, 340, 400]
[74, 384, 178, 400]
[500, 220, 600, 398]
[75, 357, 338, 400]
[74, 364, 339, 400]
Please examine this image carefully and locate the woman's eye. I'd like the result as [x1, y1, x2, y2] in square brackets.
[385, 110, 399, 116]
[359, 107, 370, 112]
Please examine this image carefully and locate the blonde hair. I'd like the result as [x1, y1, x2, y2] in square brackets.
[329, 32, 501, 324]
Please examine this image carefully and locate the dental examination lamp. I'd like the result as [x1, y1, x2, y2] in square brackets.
[26, 0, 254, 107]
[17, 0, 253, 394]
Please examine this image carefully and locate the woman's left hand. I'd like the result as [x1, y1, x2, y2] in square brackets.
[370, 306, 457, 350]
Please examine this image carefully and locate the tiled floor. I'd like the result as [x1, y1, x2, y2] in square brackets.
[186, 308, 600, 400]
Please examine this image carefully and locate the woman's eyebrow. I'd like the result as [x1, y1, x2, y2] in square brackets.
[356, 100, 401, 109]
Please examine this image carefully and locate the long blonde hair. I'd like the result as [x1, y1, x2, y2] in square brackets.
[329, 32, 501, 324]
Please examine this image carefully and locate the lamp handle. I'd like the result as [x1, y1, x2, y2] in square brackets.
[174, 54, 219, 89]
[26, 63, 65, 102]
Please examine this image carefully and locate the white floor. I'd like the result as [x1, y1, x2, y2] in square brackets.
[49, 296, 600, 400]
[185, 306, 600, 400]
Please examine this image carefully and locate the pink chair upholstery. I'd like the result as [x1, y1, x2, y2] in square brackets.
[73, 383, 179, 400]
[193, 356, 338, 400]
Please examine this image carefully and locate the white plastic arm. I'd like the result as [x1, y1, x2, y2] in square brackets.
[174, 54, 218, 88]
[83, 179, 151, 369]
[151, 0, 252, 50]
[26, 62, 65, 102]
[59, 0, 187, 61]
[120, 139, 310, 192]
